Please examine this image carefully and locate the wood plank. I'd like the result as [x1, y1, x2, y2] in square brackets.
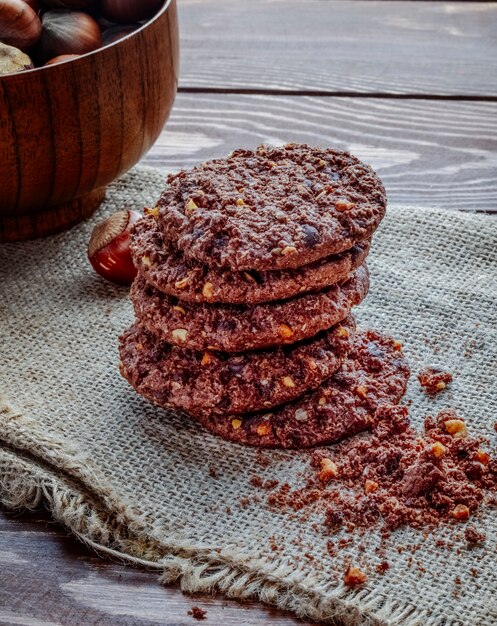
[0, 508, 316, 626]
[142, 93, 497, 211]
[178, 0, 497, 96]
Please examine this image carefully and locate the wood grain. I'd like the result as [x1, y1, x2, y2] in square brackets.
[179, 0, 497, 96]
[0, 508, 315, 626]
[143, 93, 497, 211]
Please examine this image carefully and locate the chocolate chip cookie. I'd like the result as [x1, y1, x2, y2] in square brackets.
[155, 143, 386, 271]
[119, 316, 355, 416]
[131, 265, 369, 353]
[185, 331, 409, 448]
[132, 213, 370, 304]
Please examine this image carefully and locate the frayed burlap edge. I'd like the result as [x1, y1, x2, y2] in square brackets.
[0, 396, 441, 626]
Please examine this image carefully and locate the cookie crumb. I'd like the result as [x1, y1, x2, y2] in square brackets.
[418, 367, 453, 394]
[464, 525, 486, 545]
[188, 607, 207, 620]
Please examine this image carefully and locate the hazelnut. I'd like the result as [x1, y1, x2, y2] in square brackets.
[102, 23, 140, 46]
[38, 10, 102, 64]
[0, 42, 33, 75]
[44, 53, 81, 66]
[172, 305, 186, 315]
[318, 396, 327, 406]
[201, 352, 212, 366]
[141, 255, 152, 267]
[231, 418, 242, 430]
[236, 198, 245, 206]
[0, 0, 41, 51]
[101, 0, 165, 24]
[336, 326, 350, 338]
[88, 209, 141, 285]
[317, 159, 327, 168]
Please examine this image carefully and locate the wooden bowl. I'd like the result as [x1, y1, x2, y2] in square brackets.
[0, 0, 179, 242]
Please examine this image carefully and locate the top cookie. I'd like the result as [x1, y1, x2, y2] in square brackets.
[156, 143, 386, 271]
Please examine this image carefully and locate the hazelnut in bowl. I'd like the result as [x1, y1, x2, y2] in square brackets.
[0, 0, 178, 241]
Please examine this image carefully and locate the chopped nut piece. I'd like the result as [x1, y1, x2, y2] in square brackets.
[355, 384, 368, 399]
[201, 352, 212, 366]
[319, 458, 338, 483]
[364, 479, 378, 493]
[202, 282, 214, 299]
[335, 199, 356, 212]
[307, 359, 317, 371]
[256, 423, 270, 436]
[185, 198, 198, 215]
[295, 408, 308, 422]
[318, 396, 327, 406]
[317, 159, 327, 168]
[262, 413, 273, 420]
[231, 418, 242, 430]
[344, 565, 367, 587]
[144, 206, 159, 217]
[451, 504, 470, 521]
[170, 381, 182, 390]
[141, 255, 152, 267]
[136, 342, 144, 351]
[236, 198, 245, 206]
[175, 276, 190, 289]
[475, 450, 490, 465]
[172, 328, 188, 342]
[392, 339, 403, 351]
[243, 271, 257, 284]
[431, 442, 446, 458]
[282, 376, 296, 388]
[336, 326, 350, 338]
[268, 160, 277, 168]
[444, 419, 467, 439]
[281, 245, 298, 256]
[172, 305, 186, 315]
[278, 324, 294, 339]
[315, 190, 327, 200]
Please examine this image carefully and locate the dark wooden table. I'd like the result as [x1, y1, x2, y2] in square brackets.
[2, 1, 496, 624]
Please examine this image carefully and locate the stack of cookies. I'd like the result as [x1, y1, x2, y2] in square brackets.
[119, 144, 410, 448]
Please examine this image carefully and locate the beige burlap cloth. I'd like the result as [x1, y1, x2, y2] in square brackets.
[1, 167, 496, 625]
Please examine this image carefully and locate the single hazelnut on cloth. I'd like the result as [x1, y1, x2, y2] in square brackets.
[88, 209, 141, 285]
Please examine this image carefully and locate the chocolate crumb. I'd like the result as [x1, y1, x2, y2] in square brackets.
[376, 561, 389, 574]
[188, 607, 207, 620]
[418, 367, 453, 394]
[464, 525, 486, 545]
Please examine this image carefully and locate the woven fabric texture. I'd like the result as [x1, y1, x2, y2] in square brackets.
[1, 167, 496, 626]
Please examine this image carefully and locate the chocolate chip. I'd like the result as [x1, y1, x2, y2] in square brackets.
[301, 224, 320, 248]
